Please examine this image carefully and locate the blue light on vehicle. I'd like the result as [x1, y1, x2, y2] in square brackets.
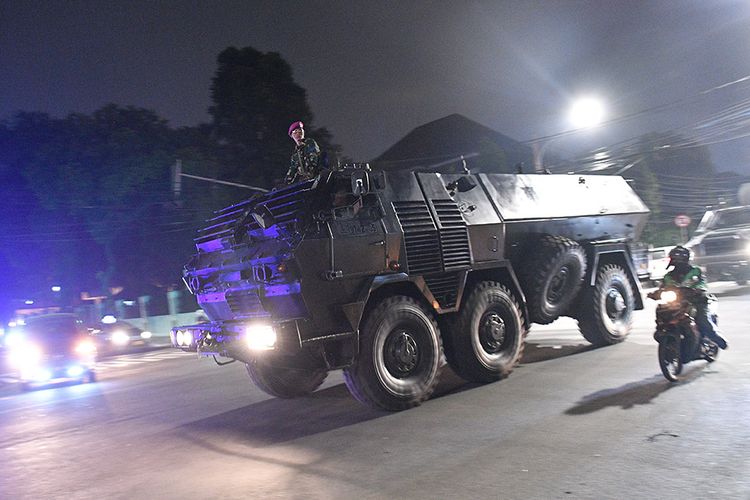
[67, 365, 85, 378]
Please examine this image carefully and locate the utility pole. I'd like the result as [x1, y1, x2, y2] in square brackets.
[172, 159, 182, 201]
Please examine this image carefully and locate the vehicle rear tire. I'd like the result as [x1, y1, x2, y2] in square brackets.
[577, 264, 635, 345]
[444, 282, 526, 383]
[343, 296, 443, 411]
[245, 351, 328, 399]
[521, 236, 587, 324]
[658, 338, 683, 382]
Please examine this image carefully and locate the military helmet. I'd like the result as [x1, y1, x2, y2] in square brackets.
[668, 245, 691, 266]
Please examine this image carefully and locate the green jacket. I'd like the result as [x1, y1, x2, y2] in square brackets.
[662, 265, 707, 292]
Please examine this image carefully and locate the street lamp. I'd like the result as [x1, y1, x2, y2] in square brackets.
[532, 96, 606, 173]
[568, 96, 605, 129]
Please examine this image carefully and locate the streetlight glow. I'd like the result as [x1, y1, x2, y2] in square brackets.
[569, 97, 605, 129]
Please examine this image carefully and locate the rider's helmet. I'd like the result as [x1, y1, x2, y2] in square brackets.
[668, 245, 691, 267]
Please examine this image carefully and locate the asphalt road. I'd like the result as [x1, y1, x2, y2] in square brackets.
[1, 284, 748, 499]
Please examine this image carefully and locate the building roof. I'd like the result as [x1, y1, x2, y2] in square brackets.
[371, 114, 533, 174]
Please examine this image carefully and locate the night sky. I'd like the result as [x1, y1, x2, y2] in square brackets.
[2, 0, 749, 173]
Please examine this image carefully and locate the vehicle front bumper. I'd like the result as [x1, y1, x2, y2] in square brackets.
[171, 320, 302, 362]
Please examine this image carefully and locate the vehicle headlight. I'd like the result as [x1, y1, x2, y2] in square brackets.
[140, 330, 152, 339]
[659, 291, 678, 304]
[9, 343, 43, 369]
[745, 241, 750, 256]
[4, 331, 23, 348]
[174, 330, 192, 347]
[245, 324, 276, 350]
[111, 330, 130, 346]
[75, 340, 97, 356]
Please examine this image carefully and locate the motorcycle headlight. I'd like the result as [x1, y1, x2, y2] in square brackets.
[659, 291, 678, 304]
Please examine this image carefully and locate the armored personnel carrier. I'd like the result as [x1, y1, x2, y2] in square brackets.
[172, 166, 649, 410]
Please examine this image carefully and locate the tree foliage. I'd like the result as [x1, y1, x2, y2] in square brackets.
[623, 132, 719, 245]
[209, 46, 338, 187]
[0, 106, 213, 298]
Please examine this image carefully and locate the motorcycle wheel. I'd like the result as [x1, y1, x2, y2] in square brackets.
[658, 338, 683, 382]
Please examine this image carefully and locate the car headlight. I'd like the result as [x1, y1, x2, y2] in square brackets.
[75, 340, 97, 356]
[745, 241, 750, 256]
[245, 324, 277, 350]
[4, 331, 23, 348]
[111, 330, 130, 346]
[140, 330, 152, 339]
[9, 343, 43, 369]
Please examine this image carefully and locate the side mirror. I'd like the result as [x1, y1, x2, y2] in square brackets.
[351, 170, 370, 197]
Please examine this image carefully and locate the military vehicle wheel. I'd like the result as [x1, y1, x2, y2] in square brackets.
[445, 282, 526, 383]
[577, 264, 635, 345]
[245, 352, 328, 399]
[343, 296, 443, 411]
[522, 236, 587, 324]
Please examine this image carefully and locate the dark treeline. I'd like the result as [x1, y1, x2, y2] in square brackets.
[0, 46, 339, 318]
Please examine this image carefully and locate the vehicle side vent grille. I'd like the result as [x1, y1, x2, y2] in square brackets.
[424, 273, 461, 309]
[431, 199, 471, 270]
[393, 201, 442, 275]
[225, 289, 269, 318]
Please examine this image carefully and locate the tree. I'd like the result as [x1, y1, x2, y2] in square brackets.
[0, 106, 204, 298]
[209, 46, 339, 187]
[621, 132, 720, 245]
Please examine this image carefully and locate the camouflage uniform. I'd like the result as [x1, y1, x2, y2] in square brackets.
[285, 137, 321, 184]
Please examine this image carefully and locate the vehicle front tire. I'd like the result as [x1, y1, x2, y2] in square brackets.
[658, 337, 683, 382]
[521, 236, 587, 324]
[245, 351, 328, 399]
[444, 282, 526, 383]
[343, 296, 443, 411]
[577, 264, 635, 345]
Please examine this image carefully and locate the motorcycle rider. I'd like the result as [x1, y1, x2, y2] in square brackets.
[655, 246, 728, 350]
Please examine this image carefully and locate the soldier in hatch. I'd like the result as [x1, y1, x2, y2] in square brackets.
[285, 121, 322, 184]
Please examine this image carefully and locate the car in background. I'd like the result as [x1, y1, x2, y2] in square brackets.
[4, 313, 97, 391]
[686, 205, 750, 285]
[647, 246, 673, 284]
[89, 318, 153, 354]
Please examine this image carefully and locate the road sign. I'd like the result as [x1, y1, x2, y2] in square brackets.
[674, 214, 691, 228]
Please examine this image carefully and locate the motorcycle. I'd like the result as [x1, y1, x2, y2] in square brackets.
[647, 286, 719, 382]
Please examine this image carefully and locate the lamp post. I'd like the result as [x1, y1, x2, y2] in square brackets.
[532, 96, 606, 173]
